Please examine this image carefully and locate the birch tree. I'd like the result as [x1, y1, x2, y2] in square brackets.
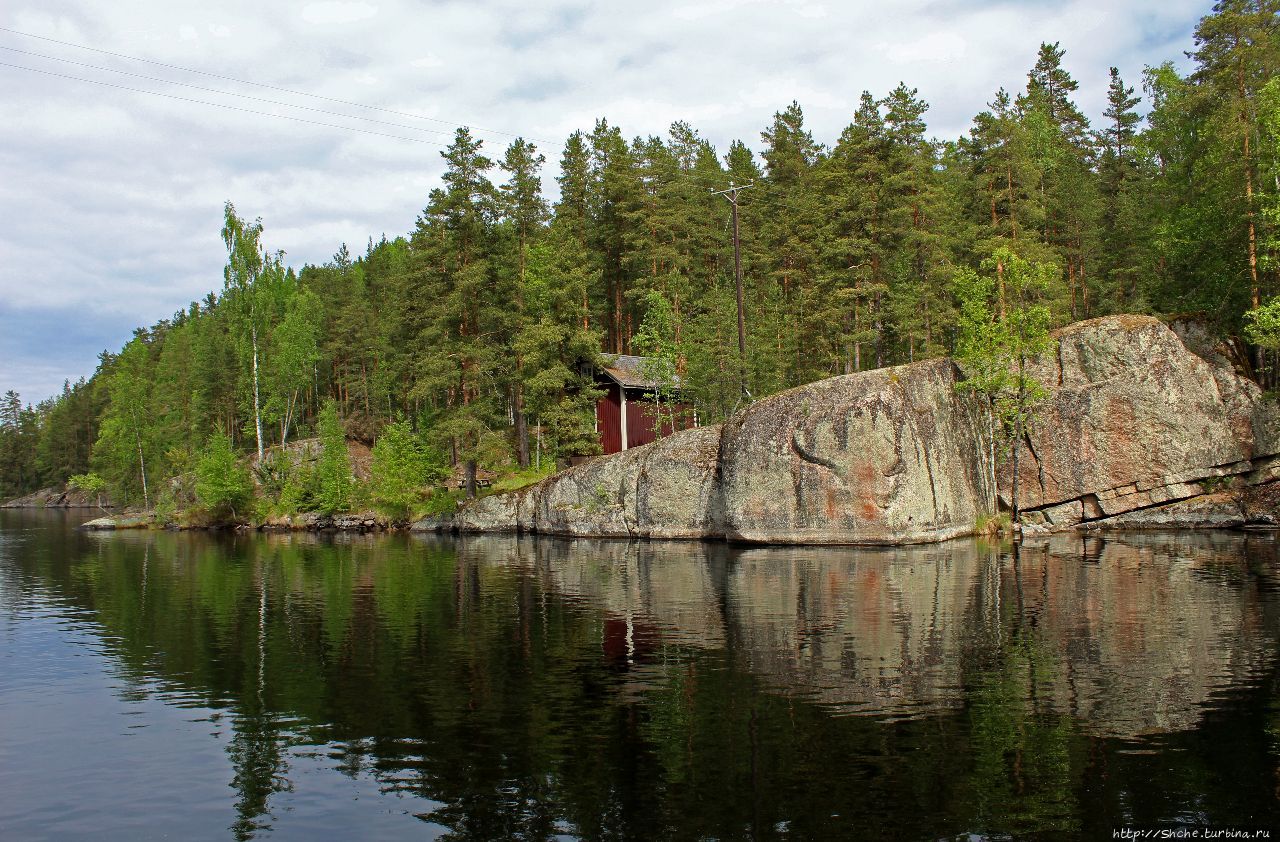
[222, 202, 288, 464]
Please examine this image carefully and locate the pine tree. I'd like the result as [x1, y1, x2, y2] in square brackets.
[1191, 0, 1280, 312]
[1021, 44, 1097, 318]
[410, 128, 507, 497]
[499, 138, 549, 467]
[94, 335, 156, 507]
[759, 102, 824, 385]
[1098, 67, 1150, 309]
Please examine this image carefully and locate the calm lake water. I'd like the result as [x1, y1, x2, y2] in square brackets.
[1, 510, 1279, 840]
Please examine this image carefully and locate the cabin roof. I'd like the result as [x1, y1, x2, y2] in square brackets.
[597, 354, 685, 391]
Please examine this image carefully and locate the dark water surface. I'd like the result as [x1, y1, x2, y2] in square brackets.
[2, 509, 1279, 840]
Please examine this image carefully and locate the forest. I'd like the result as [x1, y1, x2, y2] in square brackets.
[2, 1, 1278, 514]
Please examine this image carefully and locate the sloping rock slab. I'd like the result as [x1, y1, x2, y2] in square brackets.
[409, 514, 455, 533]
[457, 424, 723, 539]
[718, 358, 994, 544]
[80, 515, 151, 530]
[1009, 316, 1278, 523]
[1082, 492, 1244, 530]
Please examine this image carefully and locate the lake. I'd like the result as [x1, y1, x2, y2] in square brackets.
[1, 509, 1278, 840]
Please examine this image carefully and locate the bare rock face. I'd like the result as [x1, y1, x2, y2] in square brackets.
[458, 482, 541, 534]
[1009, 315, 1280, 528]
[458, 424, 724, 539]
[2, 485, 114, 509]
[632, 423, 723, 539]
[454, 315, 1279, 543]
[531, 446, 647, 538]
[717, 359, 995, 544]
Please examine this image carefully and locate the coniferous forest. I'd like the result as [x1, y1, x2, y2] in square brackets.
[3, 2, 1279, 511]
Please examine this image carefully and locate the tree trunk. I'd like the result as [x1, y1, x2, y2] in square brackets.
[465, 459, 478, 499]
[135, 426, 149, 510]
[515, 382, 529, 469]
[251, 324, 264, 464]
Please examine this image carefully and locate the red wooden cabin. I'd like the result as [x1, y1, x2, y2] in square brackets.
[594, 355, 695, 455]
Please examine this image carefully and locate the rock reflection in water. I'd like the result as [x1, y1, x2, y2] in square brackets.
[444, 531, 1278, 737]
[4, 509, 1277, 840]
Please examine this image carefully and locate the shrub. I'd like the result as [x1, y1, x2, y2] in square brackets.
[194, 432, 254, 521]
[369, 421, 447, 520]
[314, 401, 352, 515]
[68, 472, 107, 510]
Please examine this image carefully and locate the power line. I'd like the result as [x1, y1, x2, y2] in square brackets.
[0, 25, 559, 147]
[0, 45, 463, 141]
[0, 61, 450, 146]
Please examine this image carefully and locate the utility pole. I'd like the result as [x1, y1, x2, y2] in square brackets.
[712, 181, 753, 400]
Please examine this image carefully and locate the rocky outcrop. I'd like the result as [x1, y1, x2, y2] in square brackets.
[1008, 315, 1280, 531]
[446, 315, 1280, 544]
[452, 359, 995, 544]
[1081, 491, 1246, 531]
[80, 514, 151, 530]
[2, 486, 113, 509]
[718, 358, 994, 544]
[454, 424, 725, 539]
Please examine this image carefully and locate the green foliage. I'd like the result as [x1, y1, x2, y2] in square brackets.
[421, 488, 462, 516]
[369, 421, 446, 520]
[632, 290, 681, 437]
[954, 249, 1054, 402]
[8, 4, 1280, 502]
[314, 401, 352, 515]
[277, 457, 318, 514]
[954, 248, 1055, 517]
[1245, 296, 1280, 349]
[68, 472, 107, 510]
[194, 431, 254, 520]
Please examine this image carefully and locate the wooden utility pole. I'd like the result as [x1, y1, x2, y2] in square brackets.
[713, 181, 753, 400]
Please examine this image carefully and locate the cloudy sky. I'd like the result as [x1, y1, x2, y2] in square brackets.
[1, 0, 1208, 404]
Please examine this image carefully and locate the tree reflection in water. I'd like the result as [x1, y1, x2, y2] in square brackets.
[3, 514, 1278, 839]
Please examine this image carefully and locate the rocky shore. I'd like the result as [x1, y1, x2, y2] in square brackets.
[38, 315, 1280, 544]
[79, 511, 397, 533]
[417, 315, 1280, 544]
[1, 486, 113, 509]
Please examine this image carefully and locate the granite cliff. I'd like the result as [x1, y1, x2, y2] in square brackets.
[427, 315, 1280, 544]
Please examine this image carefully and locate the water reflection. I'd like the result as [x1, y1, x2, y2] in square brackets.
[452, 532, 1279, 737]
[1, 510, 1278, 839]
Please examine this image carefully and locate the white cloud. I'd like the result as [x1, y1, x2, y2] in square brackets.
[301, 2, 379, 25]
[879, 31, 968, 65]
[0, 0, 1208, 402]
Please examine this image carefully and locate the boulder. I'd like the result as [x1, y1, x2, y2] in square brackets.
[632, 424, 723, 538]
[1009, 315, 1280, 528]
[717, 359, 994, 544]
[456, 484, 535, 533]
[408, 513, 454, 533]
[529, 449, 642, 538]
[456, 424, 723, 539]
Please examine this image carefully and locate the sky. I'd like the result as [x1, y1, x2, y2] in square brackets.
[0, 0, 1209, 405]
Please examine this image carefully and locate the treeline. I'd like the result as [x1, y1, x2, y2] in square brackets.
[2, 1, 1278, 507]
